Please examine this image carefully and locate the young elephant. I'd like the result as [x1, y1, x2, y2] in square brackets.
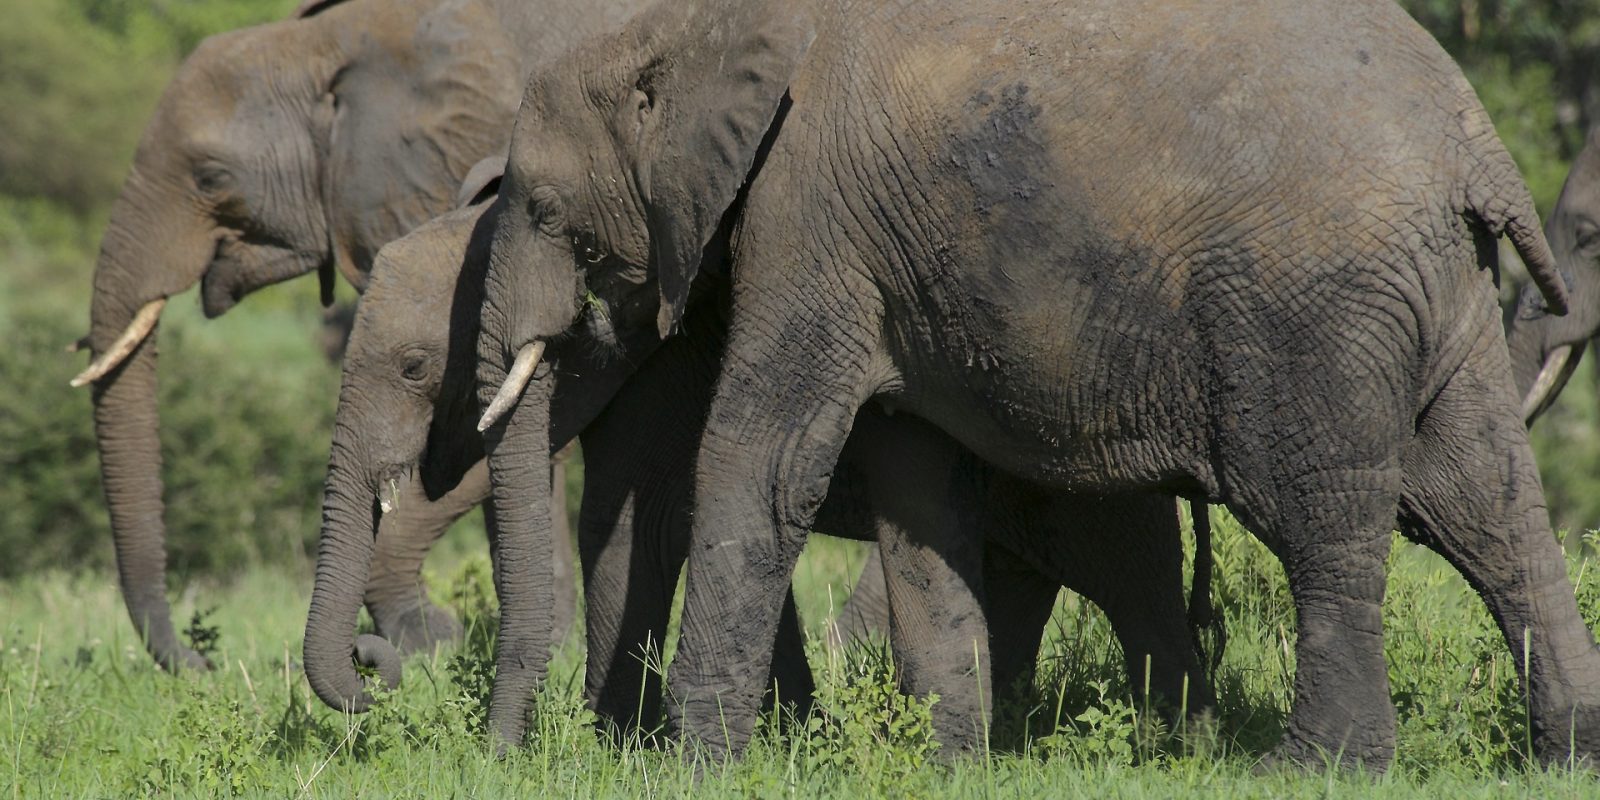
[308, 177, 1216, 743]
[475, 0, 1597, 770]
[67, 0, 647, 672]
[1508, 127, 1600, 423]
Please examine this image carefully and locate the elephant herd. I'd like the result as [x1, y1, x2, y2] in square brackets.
[67, 0, 1600, 772]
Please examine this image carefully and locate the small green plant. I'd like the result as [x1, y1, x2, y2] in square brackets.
[135, 684, 268, 795]
[182, 607, 222, 662]
[1035, 679, 1138, 767]
[438, 556, 499, 737]
[806, 639, 940, 790]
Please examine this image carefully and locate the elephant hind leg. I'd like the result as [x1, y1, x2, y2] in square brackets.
[1398, 336, 1600, 767]
[1237, 471, 1400, 772]
[981, 541, 1059, 748]
[830, 546, 891, 648]
[1027, 493, 1212, 719]
[763, 589, 817, 726]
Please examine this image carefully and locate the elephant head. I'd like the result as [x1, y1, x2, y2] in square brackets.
[1507, 127, 1600, 424]
[304, 163, 503, 713]
[474, 0, 815, 745]
[71, 0, 521, 672]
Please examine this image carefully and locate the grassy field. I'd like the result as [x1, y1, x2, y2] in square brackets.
[5, 510, 1600, 798]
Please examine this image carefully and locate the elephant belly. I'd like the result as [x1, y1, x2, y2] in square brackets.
[879, 306, 1210, 497]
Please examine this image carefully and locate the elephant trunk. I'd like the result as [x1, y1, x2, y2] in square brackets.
[89, 330, 209, 672]
[479, 363, 557, 751]
[304, 429, 402, 712]
[83, 192, 216, 672]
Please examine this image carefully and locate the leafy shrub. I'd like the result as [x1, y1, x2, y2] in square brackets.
[803, 639, 941, 790]
[0, 301, 339, 579]
[0, 0, 295, 216]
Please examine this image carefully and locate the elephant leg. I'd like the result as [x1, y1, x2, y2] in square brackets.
[852, 410, 992, 751]
[767, 589, 817, 724]
[831, 545, 891, 647]
[580, 444, 818, 743]
[981, 540, 1059, 741]
[1027, 494, 1211, 717]
[1228, 470, 1399, 771]
[365, 460, 489, 654]
[1398, 336, 1600, 767]
[578, 477, 680, 740]
[665, 310, 878, 754]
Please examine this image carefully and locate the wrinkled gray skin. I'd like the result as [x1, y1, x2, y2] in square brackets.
[75, 0, 641, 674]
[1507, 127, 1600, 424]
[328, 194, 1212, 741]
[479, 0, 1596, 770]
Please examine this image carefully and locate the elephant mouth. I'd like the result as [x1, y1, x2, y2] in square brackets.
[200, 238, 325, 318]
[375, 464, 416, 517]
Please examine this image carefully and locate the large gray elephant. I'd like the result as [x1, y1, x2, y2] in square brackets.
[307, 178, 1215, 744]
[1508, 127, 1600, 423]
[67, 0, 643, 672]
[473, 0, 1598, 770]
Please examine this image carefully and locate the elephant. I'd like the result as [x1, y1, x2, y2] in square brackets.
[66, 0, 645, 672]
[306, 171, 1219, 745]
[1508, 126, 1600, 424]
[472, 0, 1599, 771]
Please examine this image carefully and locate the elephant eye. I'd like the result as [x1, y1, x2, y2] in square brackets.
[400, 353, 429, 384]
[1576, 225, 1600, 258]
[193, 164, 235, 196]
[528, 185, 567, 236]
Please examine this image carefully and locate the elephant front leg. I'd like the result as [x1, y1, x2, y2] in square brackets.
[664, 299, 882, 757]
[1034, 494, 1212, 717]
[578, 483, 680, 742]
[366, 460, 490, 654]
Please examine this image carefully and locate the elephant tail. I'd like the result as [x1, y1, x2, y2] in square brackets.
[1464, 138, 1568, 316]
[1187, 500, 1226, 678]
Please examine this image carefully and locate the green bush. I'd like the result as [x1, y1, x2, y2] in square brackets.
[0, 0, 294, 217]
[0, 298, 339, 579]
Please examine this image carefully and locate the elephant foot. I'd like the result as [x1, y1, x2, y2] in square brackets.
[1532, 702, 1600, 770]
[370, 602, 462, 657]
[160, 645, 213, 673]
[1258, 729, 1392, 775]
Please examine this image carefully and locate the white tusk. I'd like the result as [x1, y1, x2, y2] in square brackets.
[378, 478, 400, 516]
[70, 298, 167, 388]
[1521, 344, 1578, 425]
[477, 341, 545, 432]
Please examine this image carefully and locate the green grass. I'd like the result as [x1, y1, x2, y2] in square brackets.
[5, 513, 1600, 798]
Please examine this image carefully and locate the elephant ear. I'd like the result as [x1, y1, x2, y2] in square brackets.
[314, 0, 521, 291]
[634, 3, 816, 338]
[456, 155, 506, 208]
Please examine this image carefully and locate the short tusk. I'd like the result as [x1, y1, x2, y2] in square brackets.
[477, 341, 545, 432]
[65, 335, 90, 354]
[70, 298, 167, 388]
[378, 478, 400, 516]
[1521, 343, 1582, 425]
